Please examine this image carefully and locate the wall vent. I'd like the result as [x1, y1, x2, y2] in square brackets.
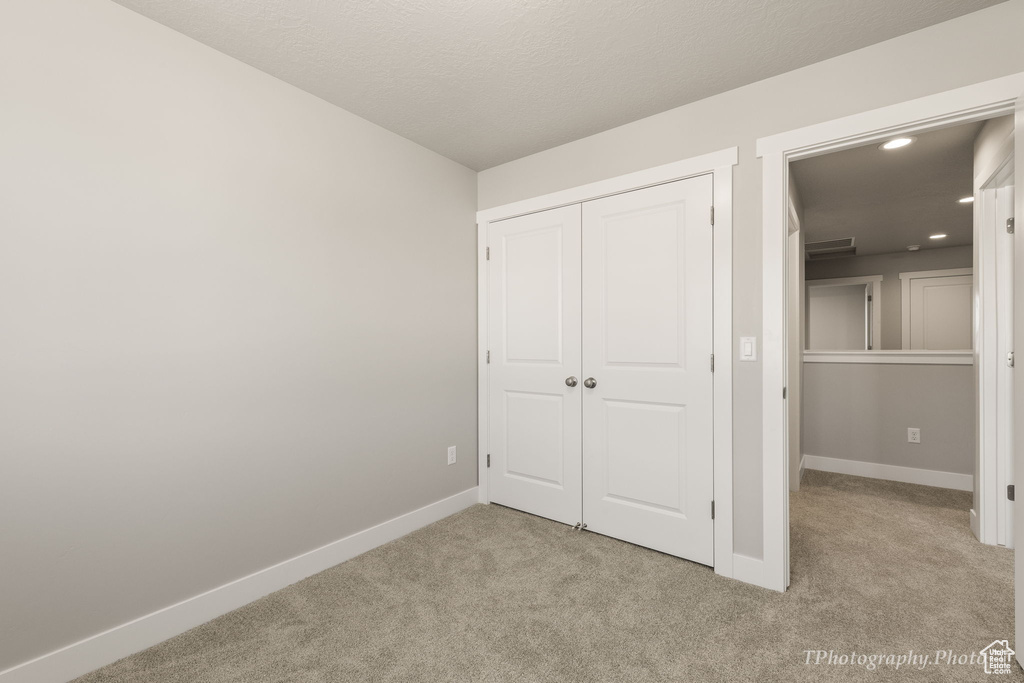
[806, 237, 856, 260]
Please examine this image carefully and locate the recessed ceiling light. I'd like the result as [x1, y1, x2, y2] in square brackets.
[959, 196, 974, 203]
[880, 137, 915, 150]
[907, 245, 920, 251]
[930, 234, 947, 240]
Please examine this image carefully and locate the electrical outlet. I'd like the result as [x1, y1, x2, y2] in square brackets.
[447, 446, 456, 465]
[908, 428, 921, 444]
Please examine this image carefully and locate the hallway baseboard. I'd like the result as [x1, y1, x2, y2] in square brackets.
[802, 454, 971, 491]
[0, 487, 479, 683]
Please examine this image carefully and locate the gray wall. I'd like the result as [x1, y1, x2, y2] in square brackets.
[803, 364, 974, 475]
[477, 0, 1024, 558]
[805, 246, 974, 349]
[0, 0, 477, 671]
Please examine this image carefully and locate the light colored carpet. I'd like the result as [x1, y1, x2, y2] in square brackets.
[75, 471, 1018, 682]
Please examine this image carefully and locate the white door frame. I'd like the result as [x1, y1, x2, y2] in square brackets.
[476, 147, 738, 578]
[757, 73, 1024, 593]
[976, 130, 1016, 547]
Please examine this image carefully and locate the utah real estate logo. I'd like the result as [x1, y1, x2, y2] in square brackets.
[980, 640, 1014, 675]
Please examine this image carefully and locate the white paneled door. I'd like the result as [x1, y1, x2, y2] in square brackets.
[486, 175, 715, 565]
[581, 176, 715, 564]
[908, 275, 973, 349]
[487, 205, 583, 526]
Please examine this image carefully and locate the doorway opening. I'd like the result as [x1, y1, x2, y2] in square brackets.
[758, 72, 1023, 663]
[759, 76, 1022, 594]
[789, 120, 993, 496]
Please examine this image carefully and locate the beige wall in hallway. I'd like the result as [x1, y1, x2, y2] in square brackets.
[0, 0, 477, 671]
[478, 0, 1024, 558]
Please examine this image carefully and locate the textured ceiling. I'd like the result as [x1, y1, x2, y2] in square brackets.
[790, 120, 989, 257]
[110, 0, 1004, 170]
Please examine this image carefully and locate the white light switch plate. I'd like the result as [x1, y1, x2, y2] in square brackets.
[740, 337, 757, 361]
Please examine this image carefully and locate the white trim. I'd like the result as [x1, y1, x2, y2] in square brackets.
[476, 149, 737, 580]
[787, 195, 800, 235]
[799, 454, 807, 483]
[898, 268, 974, 280]
[0, 488, 480, 683]
[761, 149, 789, 593]
[803, 350, 973, 365]
[758, 72, 1024, 594]
[899, 268, 974, 350]
[805, 275, 883, 350]
[976, 161, 1016, 548]
[809, 275, 883, 286]
[756, 74, 1024, 158]
[803, 454, 973, 492]
[732, 554, 770, 590]
[475, 147, 738, 224]
[477, 220, 489, 505]
[712, 164, 735, 578]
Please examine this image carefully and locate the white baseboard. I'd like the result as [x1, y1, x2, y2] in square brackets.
[802, 454, 972, 492]
[798, 454, 806, 483]
[732, 553, 773, 590]
[0, 487, 479, 683]
[970, 508, 981, 540]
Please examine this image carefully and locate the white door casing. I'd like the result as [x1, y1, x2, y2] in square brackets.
[1014, 86, 1023, 666]
[487, 205, 583, 526]
[996, 186, 1014, 548]
[581, 175, 716, 565]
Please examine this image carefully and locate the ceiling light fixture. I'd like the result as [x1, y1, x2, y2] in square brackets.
[907, 245, 920, 251]
[879, 137, 914, 150]
[930, 234, 947, 240]
[959, 196, 975, 203]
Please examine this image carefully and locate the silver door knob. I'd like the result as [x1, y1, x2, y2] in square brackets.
[565, 376, 578, 387]
[584, 377, 597, 389]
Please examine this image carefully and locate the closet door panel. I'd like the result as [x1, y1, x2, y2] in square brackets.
[487, 205, 583, 526]
[582, 175, 715, 565]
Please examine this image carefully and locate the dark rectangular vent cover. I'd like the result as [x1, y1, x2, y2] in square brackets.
[807, 246, 857, 260]
[806, 237, 855, 252]
[806, 237, 856, 260]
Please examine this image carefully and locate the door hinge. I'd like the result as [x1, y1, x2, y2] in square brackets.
[487, 350, 490, 364]
[710, 354, 715, 372]
[867, 295, 873, 302]
[1008, 484, 1015, 501]
[1008, 217, 1015, 235]
[711, 500, 715, 520]
[1008, 351, 1014, 368]
[710, 206, 715, 226]
[783, 387, 787, 399]
[486, 453, 491, 468]
[486, 246, 490, 260]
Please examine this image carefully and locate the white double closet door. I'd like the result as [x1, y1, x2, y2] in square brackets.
[487, 174, 715, 566]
